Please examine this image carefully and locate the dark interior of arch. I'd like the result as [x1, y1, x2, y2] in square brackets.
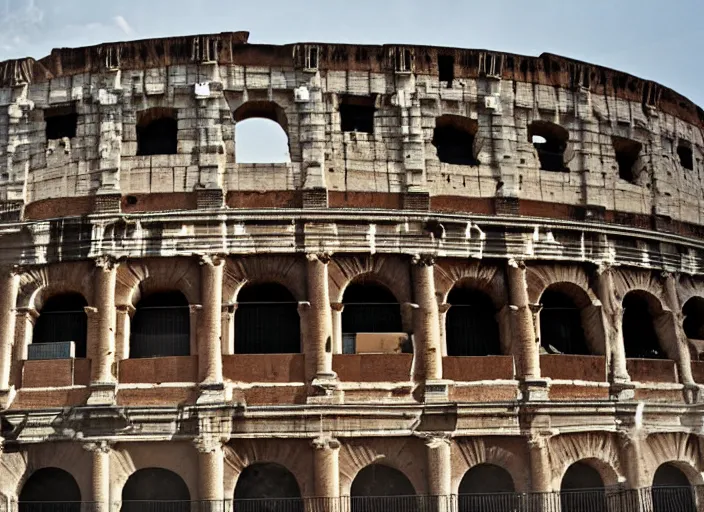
[130, 291, 190, 358]
[432, 116, 479, 166]
[622, 292, 665, 359]
[19, 468, 81, 507]
[652, 464, 696, 512]
[561, 462, 605, 491]
[683, 297, 704, 339]
[342, 282, 403, 334]
[235, 283, 300, 354]
[539, 289, 589, 355]
[234, 463, 302, 502]
[32, 293, 88, 358]
[122, 468, 190, 512]
[529, 121, 568, 172]
[351, 464, 416, 497]
[446, 287, 501, 356]
[561, 462, 607, 512]
[137, 108, 178, 156]
[459, 463, 515, 494]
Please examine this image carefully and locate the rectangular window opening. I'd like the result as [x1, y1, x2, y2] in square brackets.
[340, 95, 376, 134]
[678, 143, 694, 171]
[613, 136, 643, 183]
[45, 104, 78, 141]
[438, 55, 455, 86]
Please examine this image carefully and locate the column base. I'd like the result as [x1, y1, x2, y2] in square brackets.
[87, 382, 117, 406]
[424, 380, 451, 403]
[609, 381, 636, 401]
[519, 379, 550, 402]
[308, 375, 344, 404]
[197, 382, 226, 405]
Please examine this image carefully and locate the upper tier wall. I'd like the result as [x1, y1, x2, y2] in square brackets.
[0, 32, 703, 229]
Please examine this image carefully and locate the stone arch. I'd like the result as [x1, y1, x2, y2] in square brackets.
[652, 463, 697, 512]
[329, 255, 411, 305]
[350, 463, 416, 496]
[32, 292, 89, 358]
[341, 278, 404, 337]
[233, 462, 302, 501]
[136, 107, 178, 156]
[452, 438, 529, 493]
[548, 434, 623, 490]
[538, 282, 600, 355]
[622, 289, 669, 359]
[432, 115, 480, 166]
[526, 265, 597, 307]
[643, 433, 704, 486]
[115, 258, 201, 308]
[528, 120, 571, 172]
[121, 468, 190, 507]
[233, 101, 289, 135]
[233, 100, 291, 164]
[19, 467, 81, 508]
[110, 443, 198, 502]
[17, 262, 94, 310]
[224, 440, 314, 499]
[339, 438, 426, 497]
[130, 290, 191, 358]
[223, 256, 307, 304]
[560, 460, 609, 512]
[682, 296, 704, 340]
[445, 285, 501, 356]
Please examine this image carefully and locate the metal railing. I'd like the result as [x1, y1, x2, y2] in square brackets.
[13, 487, 704, 512]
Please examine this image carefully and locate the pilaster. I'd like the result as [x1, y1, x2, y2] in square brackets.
[194, 436, 225, 507]
[0, 268, 19, 394]
[312, 435, 341, 500]
[88, 257, 118, 406]
[198, 255, 225, 403]
[83, 441, 112, 512]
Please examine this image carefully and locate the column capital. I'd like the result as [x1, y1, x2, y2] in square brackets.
[527, 433, 552, 450]
[307, 252, 332, 264]
[507, 258, 526, 270]
[594, 262, 615, 277]
[412, 254, 436, 267]
[95, 255, 119, 271]
[189, 304, 203, 314]
[199, 254, 226, 268]
[116, 303, 136, 316]
[193, 435, 226, 454]
[15, 306, 38, 320]
[84, 306, 99, 317]
[418, 433, 451, 449]
[311, 435, 340, 450]
[82, 440, 113, 454]
[330, 302, 344, 312]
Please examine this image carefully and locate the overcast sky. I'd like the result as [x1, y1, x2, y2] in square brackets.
[1, 0, 702, 162]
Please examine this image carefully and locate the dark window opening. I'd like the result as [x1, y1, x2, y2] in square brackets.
[446, 287, 500, 356]
[20, 468, 81, 512]
[623, 291, 665, 359]
[306, 45, 319, 69]
[458, 464, 516, 512]
[45, 104, 78, 141]
[340, 96, 376, 134]
[351, 464, 417, 512]
[652, 464, 695, 512]
[122, 468, 190, 512]
[528, 121, 569, 172]
[234, 463, 302, 507]
[395, 48, 413, 72]
[137, 108, 178, 156]
[539, 289, 589, 355]
[235, 283, 300, 354]
[613, 137, 643, 183]
[683, 297, 704, 340]
[432, 115, 479, 166]
[678, 143, 694, 170]
[130, 291, 190, 358]
[438, 55, 455, 85]
[32, 293, 88, 358]
[561, 462, 606, 512]
[342, 282, 403, 334]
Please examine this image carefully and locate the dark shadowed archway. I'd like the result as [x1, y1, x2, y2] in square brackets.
[622, 291, 665, 359]
[19, 468, 81, 512]
[233, 463, 302, 512]
[130, 291, 190, 358]
[121, 468, 190, 512]
[32, 293, 88, 359]
[446, 287, 500, 356]
[652, 463, 695, 512]
[351, 464, 417, 512]
[560, 462, 606, 512]
[539, 287, 589, 355]
[458, 463, 516, 512]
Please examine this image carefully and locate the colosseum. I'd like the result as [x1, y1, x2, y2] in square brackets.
[0, 29, 703, 512]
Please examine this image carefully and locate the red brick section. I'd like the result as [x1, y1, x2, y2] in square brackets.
[24, 196, 94, 220]
[116, 387, 196, 407]
[626, 358, 678, 383]
[634, 388, 684, 403]
[121, 192, 197, 213]
[449, 385, 517, 402]
[431, 196, 494, 215]
[332, 354, 413, 382]
[442, 356, 515, 381]
[9, 388, 90, 409]
[540, 355, 607, 382]
[222, 354, 305, 383]
[329, 191, 403, 210]
[226, 191, 301, 209]
[118, 356, 198, 384]
[20, 359, 92, 388]
[243, 386, 307, 405]
[549, 384, 609, 401]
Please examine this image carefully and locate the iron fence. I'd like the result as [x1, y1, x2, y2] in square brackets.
[13, 488, 704, 512]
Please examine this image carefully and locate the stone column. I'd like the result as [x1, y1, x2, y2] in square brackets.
[13, 308, 37, 363]
[91, 258, 118, 385]
[114, 305, 134, 360]
[199, 256, 224, 385]
[312, 436, 340, 504]
[221, 304, 235, 355]
[330, 303, 344, 354]
[619, 433, 648, 489]
[412, 256, 442, 381]
[528, 436, 551, 493]
[84, 441, 111, 512]
[196, 437, 225, 512]
[306, 254, 336, 381]
[506, 260, 541, 380]
[425, 437, 452, 512]
[662, 273, 695, 390]
[0, 269, 19, 391]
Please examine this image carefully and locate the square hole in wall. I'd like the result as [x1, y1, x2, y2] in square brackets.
[44, 104, 78, 141]
[438, 54, 455, 85]
[678, 142, 694, 170]
[613, 136, 643, 183]
[339, 95, 376, 134]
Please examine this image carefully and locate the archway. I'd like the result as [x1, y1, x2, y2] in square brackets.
[235, 283, 300, 354]
[683, 297, 704, 340]
[351, 464, 417, 512]
[652, 463, 696, 512]
[539, 287, 589, 355]
[560, 461, 607, 512]
[32, 293, 88, 358]
[432, 115, 480, 166]
[528, 121, 569, 172]
[458, 464, 516, 512]
[622, 291, 665, 359]
[233, 463, 302, 512]
[342, 281, 407, 354]
[234, 101, 290, 164]
[137, 108, 178, 156]
[446, 287, 500, 356]
[121, 468, 190, 512]
[19, 468, 81, 512]
[130, 291, 190, 358]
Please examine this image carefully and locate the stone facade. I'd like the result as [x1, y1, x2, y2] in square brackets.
[0, 31, 703, 509]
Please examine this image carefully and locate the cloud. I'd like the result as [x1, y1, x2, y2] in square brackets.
[113, 15, 134, 36]
[0, 0, 45, 56]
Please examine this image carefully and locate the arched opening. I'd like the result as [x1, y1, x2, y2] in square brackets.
[432, 115, 479, 166]
[137, 108, 178, 156]
[234, 101, 290, 163]
[351, 464, 417, 512]
[458, 464, 516, 512]
[130, 291, 190, 358]
[652, 463, 696, 512]
[121, 468, 190, 512]
[233, 462, 302, 512]
[683, 297, 704, 340]
[341, 280, 408, 354]
[19, 468, 81, 512]
[446, 287, 500, 356]
[622, 291, 665, 359]
[235, 283, 300, 354]
[528, 121, 569, 172]
[560, 461, 607, 512]
[32, 293, 88, 359]
[539, 287, 589, 355]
